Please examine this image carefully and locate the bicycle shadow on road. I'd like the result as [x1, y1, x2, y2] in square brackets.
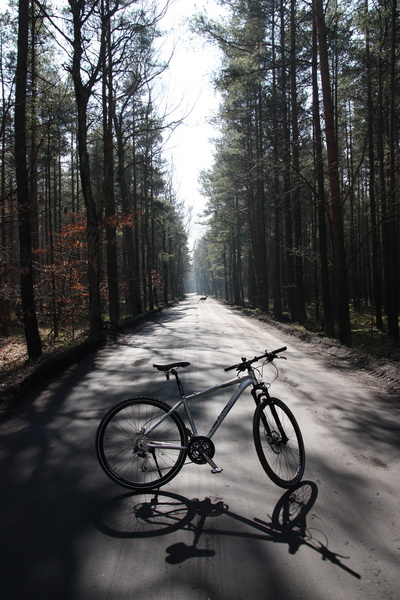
[94, 480, 361, 579]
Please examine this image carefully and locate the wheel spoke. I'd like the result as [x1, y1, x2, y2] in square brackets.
[96, 398, 187, 490]
[253, 397, 305, 488]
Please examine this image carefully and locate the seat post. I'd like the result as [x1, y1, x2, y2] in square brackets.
[170, 368, 185, 397]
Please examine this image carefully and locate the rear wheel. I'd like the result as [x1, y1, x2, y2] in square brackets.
[96, 397, 187, 490]
[253, 397, 305, 488]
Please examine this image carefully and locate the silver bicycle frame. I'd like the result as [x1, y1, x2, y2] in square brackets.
[142, 372, 258, 450]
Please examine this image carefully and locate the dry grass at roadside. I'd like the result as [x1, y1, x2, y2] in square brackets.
[0, 337, 28, 372]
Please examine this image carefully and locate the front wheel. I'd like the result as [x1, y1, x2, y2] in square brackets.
[253, 397, 305, 488]
[96, 397, 188, 490]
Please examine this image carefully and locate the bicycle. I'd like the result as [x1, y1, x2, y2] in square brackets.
[96, 346, 305, 491]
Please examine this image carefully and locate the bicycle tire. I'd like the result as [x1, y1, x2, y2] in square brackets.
[96, 397, 188, 490]
[253, 397, 305, 489]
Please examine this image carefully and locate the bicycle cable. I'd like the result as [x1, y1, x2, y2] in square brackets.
[260, 358, 279, 386]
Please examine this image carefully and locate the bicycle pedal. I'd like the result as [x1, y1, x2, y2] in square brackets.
[202, 452, 223, 474]
[211, 467, 223, 474]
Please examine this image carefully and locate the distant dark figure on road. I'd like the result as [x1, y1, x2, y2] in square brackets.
[198, 295, 208, 302]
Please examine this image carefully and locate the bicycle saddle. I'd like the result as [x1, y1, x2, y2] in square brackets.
[153, 361, 190, 372]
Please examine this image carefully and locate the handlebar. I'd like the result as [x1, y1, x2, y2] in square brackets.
[224, 346, 287, 372]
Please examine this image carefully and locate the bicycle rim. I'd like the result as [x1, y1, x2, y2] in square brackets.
[253, 397, 305, 488]
[96, 397, 187, 490]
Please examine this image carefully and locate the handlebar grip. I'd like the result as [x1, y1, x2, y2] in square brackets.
[224, 364, 237, 372]
[272, 346, 287, 354]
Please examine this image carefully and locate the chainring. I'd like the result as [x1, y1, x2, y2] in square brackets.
[187, 436, 215, 464]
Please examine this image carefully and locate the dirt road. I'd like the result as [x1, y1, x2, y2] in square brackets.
[0, 295, 399, 599]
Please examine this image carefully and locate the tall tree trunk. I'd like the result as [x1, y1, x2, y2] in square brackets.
[314, 0, 352, 346]
[233, 194, 243, 305]
[271, 0, 282, 318]
[69, 0, 103, 335]
[255, 85, 269, 311]
[312, 10, 334, 338]
[280, 0, 295, 319]
[162, 225, 169, 304]
[385, 0, 399, 343]
[46, 153, 58, 339]
[131, 112, 142, 315]
[365, 11, 383, 330]
[102, 1, 119, 325]
[14, 0, 42, 358]
[0, 75, 11, 336]
[114, 112, 142, 316]
[29, 0, 39, 252]
[290, 0, 306, 323]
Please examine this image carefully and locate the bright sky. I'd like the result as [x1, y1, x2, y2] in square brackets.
[155, 0, 225, 246]
[0, 0, 225, 246]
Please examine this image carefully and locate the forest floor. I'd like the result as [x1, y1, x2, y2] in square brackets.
[0, 329, 110, 418]
[1, 301, 399, 420]
[233, 306, 400, 399]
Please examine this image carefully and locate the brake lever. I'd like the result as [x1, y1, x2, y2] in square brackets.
[267, 354, 287, 362]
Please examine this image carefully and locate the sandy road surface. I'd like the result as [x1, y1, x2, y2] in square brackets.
[0, 295, 399, 599]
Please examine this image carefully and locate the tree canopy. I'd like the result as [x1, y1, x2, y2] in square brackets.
[1, 0, 400, 360]
[193, 0, 400, 349]
[0, 0, 190, 357]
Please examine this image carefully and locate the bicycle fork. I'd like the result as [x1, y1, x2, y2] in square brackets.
[252, 388, 289, 446]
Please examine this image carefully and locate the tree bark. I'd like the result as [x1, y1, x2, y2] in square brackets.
[365, 12, 383, 330]
[271, 0, 282, 318]
[14, 0, 42, 358]
[114, 112, 142, 316]
[385, 0, 399, 343]
[290, 0, 306, 323]
[102, 1, 119, 325]
[314, 0, 352, 346]
[312, 10, 334, 338]
[280, 0, 295, 319]
[69, 0, 103, 335]
[0, 65, 11, 336]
